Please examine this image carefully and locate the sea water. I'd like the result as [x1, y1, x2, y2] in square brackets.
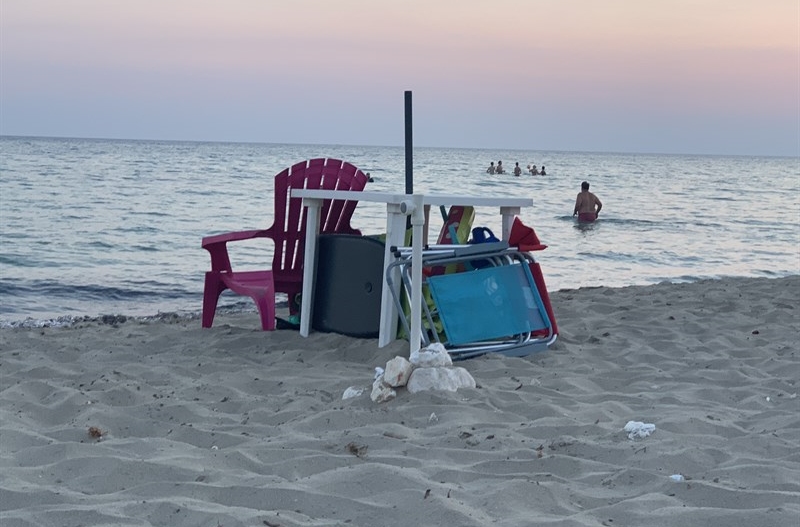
[1, 136, 798, 326]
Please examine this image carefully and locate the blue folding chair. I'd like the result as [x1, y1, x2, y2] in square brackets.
[386, 242, 556, 360]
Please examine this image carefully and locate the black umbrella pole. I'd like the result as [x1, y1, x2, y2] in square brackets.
[404, 91, 413, 195]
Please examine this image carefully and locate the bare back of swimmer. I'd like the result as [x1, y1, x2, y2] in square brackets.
[573, 181, 602, 222]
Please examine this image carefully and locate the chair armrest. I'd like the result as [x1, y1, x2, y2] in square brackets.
[201, 229, 270, 249]
[201, 229, 274, 273]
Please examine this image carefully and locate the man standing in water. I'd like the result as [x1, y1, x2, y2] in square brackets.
[573, 181, 602, 222]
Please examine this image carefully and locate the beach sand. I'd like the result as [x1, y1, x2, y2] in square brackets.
[1, 276, 798, 527]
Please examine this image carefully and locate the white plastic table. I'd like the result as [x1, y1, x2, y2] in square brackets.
[291, 189, 533, 355]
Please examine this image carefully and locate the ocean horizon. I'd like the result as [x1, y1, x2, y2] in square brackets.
[5, 133, 798, 159]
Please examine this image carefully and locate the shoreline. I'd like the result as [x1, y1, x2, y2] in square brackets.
[1, 275, 798, 526]
[3, 274, 797, 330]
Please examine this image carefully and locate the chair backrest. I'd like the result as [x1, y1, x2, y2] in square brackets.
[269, 158, 369, 277]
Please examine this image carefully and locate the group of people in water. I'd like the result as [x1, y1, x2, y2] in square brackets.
[486, 161, 546, 176]
[486, 161, 603, 222]
[486, 161, 602, 222]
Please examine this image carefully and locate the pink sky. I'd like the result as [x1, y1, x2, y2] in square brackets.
[1, 0, 797, 155]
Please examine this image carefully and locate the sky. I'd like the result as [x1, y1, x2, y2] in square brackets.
[1, 0, 798, 156]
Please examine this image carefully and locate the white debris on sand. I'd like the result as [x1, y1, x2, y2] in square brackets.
[345, 343, 476, 403]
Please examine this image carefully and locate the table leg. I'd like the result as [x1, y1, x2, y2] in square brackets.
[378, 203, 408, 348]
[299, 199, 322, 337]
[500, 206, 521, 239]
[408, 194, 425, 355]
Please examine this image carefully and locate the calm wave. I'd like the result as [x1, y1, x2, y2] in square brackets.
[1, 136, 798, 326]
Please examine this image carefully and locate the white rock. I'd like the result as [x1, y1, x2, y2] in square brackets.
[451, 367, 477, 390]
[406, 366, 476, 394]
[342, 386, 365, 400]
[409, 343, 453, 368]
[383, 356, 414, 387]
[370, 376, 396, 403]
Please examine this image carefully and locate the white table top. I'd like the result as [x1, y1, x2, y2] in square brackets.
[291, 189, 533, 208]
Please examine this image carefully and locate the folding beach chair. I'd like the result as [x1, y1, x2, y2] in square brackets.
[386, 242, 557, 360]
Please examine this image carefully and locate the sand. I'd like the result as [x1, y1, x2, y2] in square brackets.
[1, 276, 798, 527]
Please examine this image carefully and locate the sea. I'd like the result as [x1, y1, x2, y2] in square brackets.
[1, 135, 798, 328]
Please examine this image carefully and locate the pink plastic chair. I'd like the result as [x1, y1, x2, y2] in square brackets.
[201, 158, 369, 330]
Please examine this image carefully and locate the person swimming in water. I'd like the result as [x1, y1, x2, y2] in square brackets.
[573, 181, 602, 222]
[486, 161, 496, 174]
